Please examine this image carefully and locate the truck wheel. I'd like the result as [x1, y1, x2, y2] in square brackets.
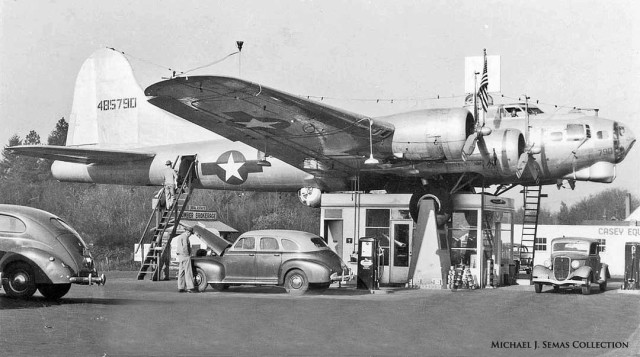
[599, 280, 607, 292]
[581, 276, 592, 295]
[210, 283, 229, 292]
[37, 284, 71, 300]
[194, 268, 208, 292]
[284, 269, 309, 295]
[2, 262, 37, 298]
[534, 283, 542, 293]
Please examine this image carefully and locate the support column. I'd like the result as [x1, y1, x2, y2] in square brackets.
[409, 199, 450, 288]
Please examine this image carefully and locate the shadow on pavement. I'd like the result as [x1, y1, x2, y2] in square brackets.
[0, 295, 152, 310]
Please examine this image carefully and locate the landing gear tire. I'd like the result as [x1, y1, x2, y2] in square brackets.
[2, 262, 37, 299]
[37, 284, 71, 300]
[534, 283, 542, 293]
[409, 187, 452, 225]
[284, 269, 309, 295]
[194, 268, 208, 292]
[553, 285, 559, 293]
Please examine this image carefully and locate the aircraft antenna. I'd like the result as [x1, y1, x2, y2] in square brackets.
[524, 94, 530, 144]
[237, 41, 244, 77]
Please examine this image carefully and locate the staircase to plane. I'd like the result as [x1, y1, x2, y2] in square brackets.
[517, 185, 547, 284]
[136, 160, 196, 281]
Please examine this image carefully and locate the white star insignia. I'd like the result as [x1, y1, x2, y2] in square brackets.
[237, 118, 281, 129]
[219, 155, 244, 181]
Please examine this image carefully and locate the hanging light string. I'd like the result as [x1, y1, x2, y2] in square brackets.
[107, 46, 239, 78]
[106, 47, 595, 111]
[305, 91, 596, 113]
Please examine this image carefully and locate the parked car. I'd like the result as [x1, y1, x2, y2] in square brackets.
[190, 227, 352, 295]
[0, 205, 105, 299]
[532, 237, 609, 295]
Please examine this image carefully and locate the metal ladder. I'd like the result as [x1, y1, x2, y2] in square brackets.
[519, 185, 547, 280]
[136, 160, 196, 281]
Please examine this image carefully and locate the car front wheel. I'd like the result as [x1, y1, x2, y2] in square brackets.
[599, 280, 607, 292]
[2, 262, 37, 298]
[581, 275, 592, 295]
[38, 284, 71, 300]
[534, 283, 542, 293]
[194, 268, 208, 292]
[284, 269, 309, 295]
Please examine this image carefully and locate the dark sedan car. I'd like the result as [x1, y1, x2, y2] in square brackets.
[191, 227, 352, 295]
[0, 205, 105, 299]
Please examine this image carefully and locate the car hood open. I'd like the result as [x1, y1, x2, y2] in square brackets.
[192, 223, 231, 255]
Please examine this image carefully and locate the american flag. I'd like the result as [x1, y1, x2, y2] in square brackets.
[477, 49, 489, 112]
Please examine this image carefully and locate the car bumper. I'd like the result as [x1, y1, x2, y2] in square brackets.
[532, 277, 587, 287]
[69, 273, 107, 286]
[330, 269, 354, 283]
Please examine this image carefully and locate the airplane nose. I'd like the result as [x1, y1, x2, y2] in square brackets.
[614, 123, 636, 163]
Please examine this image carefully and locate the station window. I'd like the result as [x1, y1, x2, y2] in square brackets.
[534, 237, 547, 251]
[0, 214, 26, 233]
[596, 239, 606, 253]
[365, 209, 390, 265]
[597, 131, 609, 139]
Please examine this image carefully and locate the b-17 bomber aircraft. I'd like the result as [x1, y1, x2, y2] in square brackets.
[10, 49, 636, 221]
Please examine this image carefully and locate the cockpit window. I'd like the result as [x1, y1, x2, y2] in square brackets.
[615, 124, 626, 137]
[527, 107, 544, 115]
[566, 124, 586, 141]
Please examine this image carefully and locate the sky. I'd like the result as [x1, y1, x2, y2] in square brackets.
[1, 0, 639, 211]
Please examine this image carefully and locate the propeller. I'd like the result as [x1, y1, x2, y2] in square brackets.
[461, 126, 492, 162]
[515, 144, 541, 181]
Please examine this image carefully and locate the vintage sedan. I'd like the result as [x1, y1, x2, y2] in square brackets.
[191, 227, 352, 294]
[0, 205, 105, 299]
[532, 237, 609, 295]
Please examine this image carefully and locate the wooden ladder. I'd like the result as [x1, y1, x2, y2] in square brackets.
[519, 185, 547, 280]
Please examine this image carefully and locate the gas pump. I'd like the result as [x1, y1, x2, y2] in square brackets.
[357, 237, 380, 291]
[624, 242, 640, 290]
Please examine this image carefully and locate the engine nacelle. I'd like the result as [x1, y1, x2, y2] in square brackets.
[385, 108, 474, 160]
[297, 187, 322, 207]
[466, 128, 526, 175]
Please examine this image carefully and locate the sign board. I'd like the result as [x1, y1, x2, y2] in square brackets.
[188, 205, 208, 211]
[464, 55, 501, 93]
[181, 210, 218, 220]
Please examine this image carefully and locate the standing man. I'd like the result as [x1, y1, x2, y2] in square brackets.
[163, 160, 178, 208]
[176, 225, 196, 293]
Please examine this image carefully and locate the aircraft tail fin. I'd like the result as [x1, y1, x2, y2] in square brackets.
[67, 48, 215, 148]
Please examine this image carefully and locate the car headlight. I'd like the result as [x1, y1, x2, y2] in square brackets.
[544, 260, 551, 268]
[83, 256, 94, 268]
[571, 260, 580, 269]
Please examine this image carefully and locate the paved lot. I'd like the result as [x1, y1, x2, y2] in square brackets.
[1, 272, 639, 357]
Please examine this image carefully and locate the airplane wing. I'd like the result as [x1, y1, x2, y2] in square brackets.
[145, 76, 395, 177]
[8, 145, 155, 164]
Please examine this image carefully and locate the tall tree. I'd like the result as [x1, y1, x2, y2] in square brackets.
[48, 117, 68, 145]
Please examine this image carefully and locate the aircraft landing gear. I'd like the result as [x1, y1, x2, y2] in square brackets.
[409, 186, 452, 226]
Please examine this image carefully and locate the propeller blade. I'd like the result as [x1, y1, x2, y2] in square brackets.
[476, 136, 491, 166]
[527, 158, 540, 183]
[461, 134, 478, 161]
[515, 152, 529, 179]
